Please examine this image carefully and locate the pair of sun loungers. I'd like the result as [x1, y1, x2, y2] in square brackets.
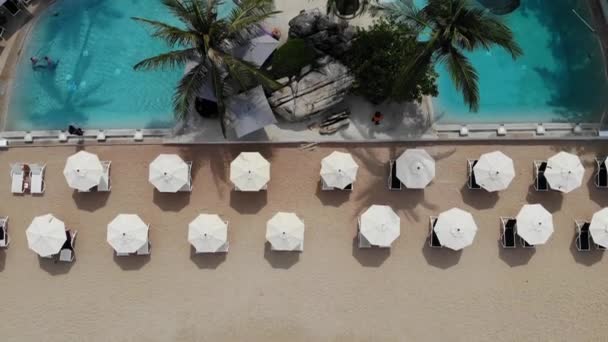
[499, 217, 534, 248]
[10, 163, 44, 194]
[38, 230, 77, 263]
[77, 161, 112, 192]
[356, 217, 387, 249]
[574, 220, 606, 252]
[321, 179, 353, 191]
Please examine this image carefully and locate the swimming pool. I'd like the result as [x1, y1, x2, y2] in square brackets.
[426, 0, 608, 123]
[5, 0, 233, 131]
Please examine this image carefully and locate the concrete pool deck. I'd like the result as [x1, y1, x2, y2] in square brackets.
[1, 142, 608, 341]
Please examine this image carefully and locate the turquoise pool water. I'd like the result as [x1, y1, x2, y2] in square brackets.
[417, 0, 608, 123]
[6, 0, 233, 130]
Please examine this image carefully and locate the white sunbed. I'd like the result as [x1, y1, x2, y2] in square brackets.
[10, 163, 24, 194]
[179, 161, 193, 192]
[59, 230, 77, 262]
[98, 161, 112, 192]
[30, 164, 45, 194]
[0, 216, 9, 248]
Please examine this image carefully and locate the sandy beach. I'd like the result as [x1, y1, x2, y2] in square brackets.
[0, 141, 607, 341]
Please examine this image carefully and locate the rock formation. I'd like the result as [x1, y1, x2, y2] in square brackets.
[288, 9, 357, 58]
[268, 57, 354, 121]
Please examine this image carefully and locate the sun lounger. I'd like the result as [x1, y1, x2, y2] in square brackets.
[59, 230, 77, 262]
[98, 161, 112, 191]
[4, 0, 21, 16]
[179, 161, 193, 192]
[357, 217, 372, 248]
[467, 159, 481, 190]
[534, 160, 549, 191]
[500, 217, 516, 248]
[388, 160, 402, 191]
[136, 241, 151, 255]
[30, 164, 45, 194]
[0, 216, 9, 248]
[575, 220, 591, 252]
[10, 163, 24, 194]
[429, 216, 442, 248]
[321, 178, 352, 191]
[595, 157, 608, 188]
[519, 236, 535, 248]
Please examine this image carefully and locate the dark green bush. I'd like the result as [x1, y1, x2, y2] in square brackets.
[270, 38, 316, 79]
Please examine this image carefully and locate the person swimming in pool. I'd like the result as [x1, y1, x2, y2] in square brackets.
[30, 57, 38, 67]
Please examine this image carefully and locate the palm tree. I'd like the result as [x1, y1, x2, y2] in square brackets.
[132, 0, 281, 136]
[384, 0, 522, 111]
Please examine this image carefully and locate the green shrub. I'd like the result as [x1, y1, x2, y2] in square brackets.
[342, 19, 438, 104]
[270, 38, 316, 79]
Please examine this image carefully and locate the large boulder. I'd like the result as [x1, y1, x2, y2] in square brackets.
[288, 9, 355, 58]
[268, 59, 354, 121]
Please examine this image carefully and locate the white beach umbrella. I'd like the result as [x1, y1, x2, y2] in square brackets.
[544, 151, 584, 193]
[473, 151, 515, 192]
[396, 149, 435, 189]
[107, 214, 149, 254]
[434, 208, 478, 250]
[188, 214, 228, 253]
[320, 151, 359, 189]
[359, 205, 400, 247]
[516, 204, 554, 245]
[63, 150, 103, 191]
[590, 208, 608, 248]
[26, 214, 66, 257]
[149, 154, 189, 193]
[266, 212, 305, 251]
[230, 152, 270, 191]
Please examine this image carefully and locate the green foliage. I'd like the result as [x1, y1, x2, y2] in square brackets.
[342, 19, 438, 104]
[270, 38, 316, 78]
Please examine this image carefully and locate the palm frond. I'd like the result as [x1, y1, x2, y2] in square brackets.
[443, 47, 479, 112]
[161, 0, 194, 25]
[226, 0, 280, 45]
[133, 48, 197, 71]
[132, 17, 198, 47]
[173, 61, 210, 119]
[384, 0, 431, 32]
[221, 52, 283, 91]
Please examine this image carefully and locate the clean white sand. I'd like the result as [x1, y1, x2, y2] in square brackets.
[0, 142, 607, 341]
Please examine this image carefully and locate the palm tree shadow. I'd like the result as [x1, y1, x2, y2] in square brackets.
[189, 247, 227, 269]
[351, 236, 390, 267]
[113, 254, 150, 271]
[263, 242, 300, 269]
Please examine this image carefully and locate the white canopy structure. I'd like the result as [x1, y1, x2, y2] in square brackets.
[516, 204, 554, 245]
[545, 151, 584, 193]
[434, 208, 478, 250]
[266, 212, 305, 251]
[320, 151, 359, 189]
[590, 208, 608, 248]
[107, 214, 149, 254]
[26, 214, 66, 257]
[188, 214, 228, 253]
[226, 86, 277, 138]
[359, 205, 400, 247]
[63, 151, 103, 191]
[230, 152, 270, 191]
[232, 34, 279, 67]
[473, 151, 515, 192]
[396, 149, 435, 189]
[149, 154, 189, 193]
